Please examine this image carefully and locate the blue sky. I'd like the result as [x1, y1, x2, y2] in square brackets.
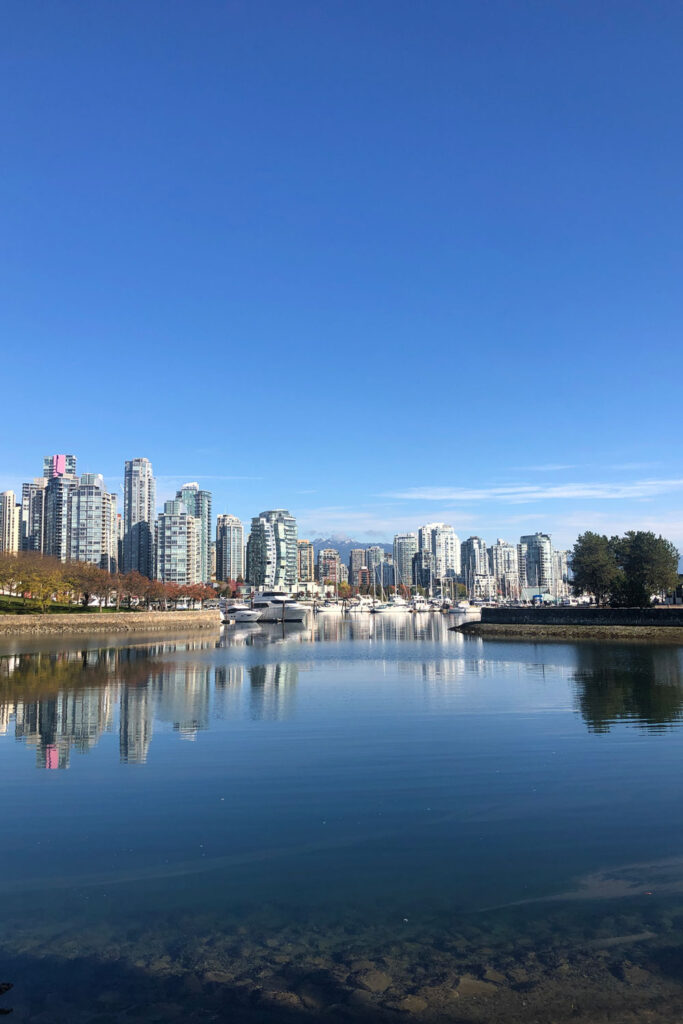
[2, 1, 682, 551]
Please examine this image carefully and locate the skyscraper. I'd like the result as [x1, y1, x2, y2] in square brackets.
[461, 536, 489, 582]
[43, 454, 77, 479]
[176, 483, 212, 582]
[365, 545, 385, 579]
[155, 499, 201, 584]
[393, 532, 418, 588]
[123, 458, 156, 578]
[216, 514, 244, 581]
[348, 548, 367, 587]
[519, 533, 553, 591]
[418, 523, 461, 579]
[489, 538, 520, 599]
[413, 549, 435, 591]
[43, 455, 79, 561]
[0, 491, 20, 553]
[20, 478, 47, 552]
[318, 548, 341, 585]
[69, 474, 118, 572]
[297, 539, 315, 583]
[246, 509, 298, 589]
[489, 539, 519, 582]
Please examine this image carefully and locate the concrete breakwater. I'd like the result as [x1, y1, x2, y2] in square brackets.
[457, 606, 683, 641]
[0, 610, 221, 636]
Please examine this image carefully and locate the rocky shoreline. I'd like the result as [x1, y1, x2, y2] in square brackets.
[0, 610, 221, 636]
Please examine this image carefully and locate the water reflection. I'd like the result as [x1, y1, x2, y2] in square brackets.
[215, 612, 461, 648]
[0, 640, 303, 767]
[4, 627, 683, 773]
[248, 662, 298, 720]
[573, 644, 683, 732]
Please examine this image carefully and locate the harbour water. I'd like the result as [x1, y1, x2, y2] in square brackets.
[2, 616, 683, 1021]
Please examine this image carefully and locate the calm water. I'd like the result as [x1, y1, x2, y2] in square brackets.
[2, 616, 683, 1022]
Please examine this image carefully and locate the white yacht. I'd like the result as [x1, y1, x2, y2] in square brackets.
[374, 594, 411, 614]
[410, 595, 431, 613]
[347, 596, 375, 614]
[315, 600, 344, 615]
[251, 591, 309, 623]
[219, 599, 262, 624]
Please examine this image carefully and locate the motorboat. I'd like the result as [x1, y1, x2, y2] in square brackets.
[219, 599, 262, 624]
[315, 600, 344, 614]
[251, 591, 309, 623]
[410, 595, 432, 613]
[347, 596, 375, 614]
[374, 595, 411, 614]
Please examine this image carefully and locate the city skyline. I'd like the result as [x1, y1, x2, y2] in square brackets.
[3, 453, 683, 555]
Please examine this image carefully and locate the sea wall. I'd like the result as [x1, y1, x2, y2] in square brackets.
[0, 610, 221, 636]
[457, 606, 683, 641]
[480, 607, 683, 627]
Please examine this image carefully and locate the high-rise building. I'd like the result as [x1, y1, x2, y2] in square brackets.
[418, 523, 461, 579]
[216, 514, 244, 581]
[375, 555, 395, 589]
[318, 548, 341, 585]
[155, 499, 202, 584]
[552, 549, 570, 598]
[519, 533, 553, 591]
[116, 514, 124, 571]
[20, 478, 47, 552]
[44, 456, 79, 561]
[413, 549, 435, 591]
[461, 536, 489, 583]
[489, 539, 518, 583]
[489, 540, 520, 599]
[43, 454, 77, 479]
[297, 540, 315, 583]
[69, 474, 118, 572]
[123, 458, 156, 578]
[246, 509, 298, 589]
[348, 548, 367, 588]
[176, 483, 212, 582]
[393, 532, 418, 587]
[0, 491, 20, 553]
[365, 546, 385, 579]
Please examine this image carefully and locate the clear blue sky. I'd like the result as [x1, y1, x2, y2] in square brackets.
[2, 1, 682, 551]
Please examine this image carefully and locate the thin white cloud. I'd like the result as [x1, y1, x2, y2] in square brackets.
[384, 479, 683, 504]
[511, 463, 580, 472]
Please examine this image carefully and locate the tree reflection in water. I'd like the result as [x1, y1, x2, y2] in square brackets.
[573, 644, 683, 733]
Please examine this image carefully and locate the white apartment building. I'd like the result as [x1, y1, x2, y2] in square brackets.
[0, 491, 20, 553]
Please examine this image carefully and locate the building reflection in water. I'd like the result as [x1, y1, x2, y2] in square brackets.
[248, 663, 298, 721]
[214, 665, 245, 721]
[15, 686, 116, 770]
[0, 637, 304, 767]
[119, 685, 154, 764]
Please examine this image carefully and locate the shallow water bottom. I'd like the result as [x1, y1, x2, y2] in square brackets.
[4, 886, 683, 1023]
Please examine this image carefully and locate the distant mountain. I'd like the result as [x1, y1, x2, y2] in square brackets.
[308, 536, 392, 560]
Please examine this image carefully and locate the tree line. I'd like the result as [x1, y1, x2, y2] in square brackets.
[0, 551, 216, 611]
[571, 530, 680, 606]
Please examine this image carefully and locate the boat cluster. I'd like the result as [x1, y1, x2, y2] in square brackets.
[220, 593, 477, 624]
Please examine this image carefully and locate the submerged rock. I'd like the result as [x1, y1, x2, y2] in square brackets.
[355, 968, 393, 993]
